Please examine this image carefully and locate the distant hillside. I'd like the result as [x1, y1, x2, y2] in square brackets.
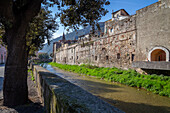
[39, 22, 104, 54]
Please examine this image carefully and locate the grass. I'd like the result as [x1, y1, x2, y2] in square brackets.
[48, 62, 170, 97]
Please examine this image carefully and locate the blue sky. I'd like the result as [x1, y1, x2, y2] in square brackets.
[52, 0, 158, 39]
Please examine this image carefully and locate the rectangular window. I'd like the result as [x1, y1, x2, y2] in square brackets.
[110, 28, 113, 33]
[132, 54, 135, 61]
[117, 53, 120, 59]
[95, 56, 97, 61]
[77, 56, 78, 60]
[106, 56, 109, 60]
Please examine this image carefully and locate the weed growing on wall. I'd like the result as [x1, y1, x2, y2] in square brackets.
[49, 62, 170, 97]
[28, 69, 35, 81]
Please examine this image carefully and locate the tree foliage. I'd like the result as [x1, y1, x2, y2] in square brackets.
[0, 0, 110, 44]
[0, 0, 110, 55]
[26, 8, 58, 57]
[0, 23, 5, 45]
[0, 8, 58, 56]
[38, 53, 49, 59]
[51, 0, 109, 31]
[59, 0, 109, 30]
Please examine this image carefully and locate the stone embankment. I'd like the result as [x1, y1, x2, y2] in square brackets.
[31, 64, 124, 113]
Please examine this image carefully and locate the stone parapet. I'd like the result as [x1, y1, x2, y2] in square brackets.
[132, 61, 170, 70]
[32, 64, 124, 113]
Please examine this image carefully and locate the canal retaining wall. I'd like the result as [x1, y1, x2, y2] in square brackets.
[32, 64, 124, 113]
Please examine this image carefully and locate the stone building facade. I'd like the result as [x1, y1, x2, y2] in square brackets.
[135, 0, 170, 62]
[53, 0, 170, 70]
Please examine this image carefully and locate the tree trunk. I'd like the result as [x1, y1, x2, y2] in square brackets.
[0, 0, 42, 106]
[3, 22, 29, 106]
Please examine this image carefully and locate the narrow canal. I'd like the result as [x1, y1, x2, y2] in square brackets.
[43, 64, 170, 113]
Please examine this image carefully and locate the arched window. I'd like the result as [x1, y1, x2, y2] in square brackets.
[151, 49, 166, 61]
[148, 47, 169, 62]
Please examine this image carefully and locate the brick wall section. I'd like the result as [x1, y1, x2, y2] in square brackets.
[32, 64, 124, 113]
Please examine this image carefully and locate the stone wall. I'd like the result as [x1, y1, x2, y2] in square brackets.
[54, 0, 170, 70]
[136, 0, 170, 61]
[55, 15, 136, 69]
[32, 64, 123, 113]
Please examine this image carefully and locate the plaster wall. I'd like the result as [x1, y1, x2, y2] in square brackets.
[136, 1, 170, 61]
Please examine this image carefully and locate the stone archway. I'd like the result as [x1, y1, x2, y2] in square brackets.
[148, 47, 169, 62]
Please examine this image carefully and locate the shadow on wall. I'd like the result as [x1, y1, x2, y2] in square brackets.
[142, 69, 170, 76]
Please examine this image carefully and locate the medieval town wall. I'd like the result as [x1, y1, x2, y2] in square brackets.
[55, 15, 136, 69]
[136, 0, 170, 61]
[54, 0, 170, 70]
